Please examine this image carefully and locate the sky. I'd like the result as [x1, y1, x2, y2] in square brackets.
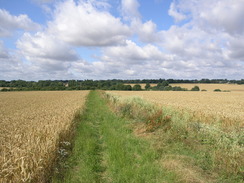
[0, 0, 244, 81]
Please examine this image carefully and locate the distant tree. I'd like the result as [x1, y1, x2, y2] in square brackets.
[1, 88, 9, 92]
[164, 85, 172, 91]
[132, 84, 142, 91]
[162, 81, 169, 87]
[145, 83, 151, 90]
[191, 86, 200, 91]
[124, 85, 132, 91]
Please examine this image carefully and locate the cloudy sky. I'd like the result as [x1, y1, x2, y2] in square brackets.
[0, 0, 244, 80]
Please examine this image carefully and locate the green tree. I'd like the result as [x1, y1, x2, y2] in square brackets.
[132, 84, 142, 91]
[191, 86, 200, 91]
[145, 83, 151, 90]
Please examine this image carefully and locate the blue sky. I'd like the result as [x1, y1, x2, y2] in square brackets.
[0, 0, 244, 80]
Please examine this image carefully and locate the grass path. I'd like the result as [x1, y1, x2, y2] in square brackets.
[53, 91, 176, 183]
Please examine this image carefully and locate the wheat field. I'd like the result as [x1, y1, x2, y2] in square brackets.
[107, 91, 244, 128]
[126, 83, 244, 92]
[171, 83, 244, 92]
[0, 91, 89, 183]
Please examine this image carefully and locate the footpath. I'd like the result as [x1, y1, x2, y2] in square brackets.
[53, 90, 176, 183]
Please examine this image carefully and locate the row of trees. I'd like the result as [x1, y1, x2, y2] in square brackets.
[144, 82, 200, 91]
[0, 78, 243, 92]
[0, 78, 243, 88]
[0, 81, 200, 92]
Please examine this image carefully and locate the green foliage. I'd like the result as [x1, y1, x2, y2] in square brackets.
[145, 83, 151, 90]
[1, 79, 243, 92]
[54, 91, 172, 182]
[1, 88, 9, 92]
[191, 86, 200, 91]
[172, 86, 188, 91]
[105, 93, 244, 182]
[214, 89, 222, 92]
[132, 84, 142, 91]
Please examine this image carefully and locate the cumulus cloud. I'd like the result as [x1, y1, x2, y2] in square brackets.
[168, 2, 186, 22]
[158, 0, 244, 79]
[101, 40, 168, 64]
[1, 0, 244, 80]
[0, 9, 40, 37]
[0, 41, 9, 59]
[121, 0, 141, 21]
[169, 0, 244, 35]
[0, 41, 26, 80]
[120, 0, 161, 43]
[17, 32, 79, 61]
[15, 31, 82, 78]
[48, 0, 130, 46]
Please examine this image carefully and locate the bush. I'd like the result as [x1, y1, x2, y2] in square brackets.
[132, 84, 142, 91]
[145, 83, 151, 90]
[214, 89, 221, 92]
[191, 86, 200, 91]
[1, 88, 9, 92]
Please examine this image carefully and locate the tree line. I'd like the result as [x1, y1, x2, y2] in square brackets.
[0, 79, 243, 92]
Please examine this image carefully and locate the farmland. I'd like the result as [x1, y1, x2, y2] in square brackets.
[0, 91, 89, 182]
[106, 90, 244, 128]
[170, 83, 244, 92]
[104, 90, 244, 181]
[126, 83, 244, 92]
[1, 89, 243, 182]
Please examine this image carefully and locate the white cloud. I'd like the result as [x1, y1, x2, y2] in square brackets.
[17, 32, 79, 61]
[15, 31, 82, 78]
[225, 35, 244, 61]
[136, 20, 161, 43]
[168, 2, 186, 22]
[101, 40, 168, 64]
[170, 0, 244, 35]
[120, 0, 140, 21]
[0, 41, 9, 59]
[0, 41, 26, 79]
[48, 0, 130, 46]
[1, 0, 244, 80]
[120, 0, 161, 43]
[0, 9, 41, 37]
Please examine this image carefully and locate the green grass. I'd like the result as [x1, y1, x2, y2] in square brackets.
[53, 91, 177, 183]
[104, 92, 244, 183]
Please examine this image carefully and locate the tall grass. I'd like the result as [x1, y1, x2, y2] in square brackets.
[106, 91, 244, 128]
[104, 92, 244, 182]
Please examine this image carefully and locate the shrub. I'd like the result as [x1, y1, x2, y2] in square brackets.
[191, 86, 200, 91]
[145, 83, 151, 90]
[214, 89, 221, 92]
[1, 88, 9, 92]
[132, 84, 142, 91]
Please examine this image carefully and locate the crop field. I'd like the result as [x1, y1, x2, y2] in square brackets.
[106, 91, 244, 128]
[126, 83, 244, 92]
[170, 83, 244, 92]
[104, 91, 244, 181]
[0, 91, 89, 183]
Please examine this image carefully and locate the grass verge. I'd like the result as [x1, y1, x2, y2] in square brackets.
[52, 91, 177, 183]
[104, 92, 244, 183]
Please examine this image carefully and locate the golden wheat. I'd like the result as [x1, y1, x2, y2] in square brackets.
[126, 83, 244, 92]
[0, 91, 89, 183]
[106, 91, 244, 128]
[171, 83, 244, 92]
